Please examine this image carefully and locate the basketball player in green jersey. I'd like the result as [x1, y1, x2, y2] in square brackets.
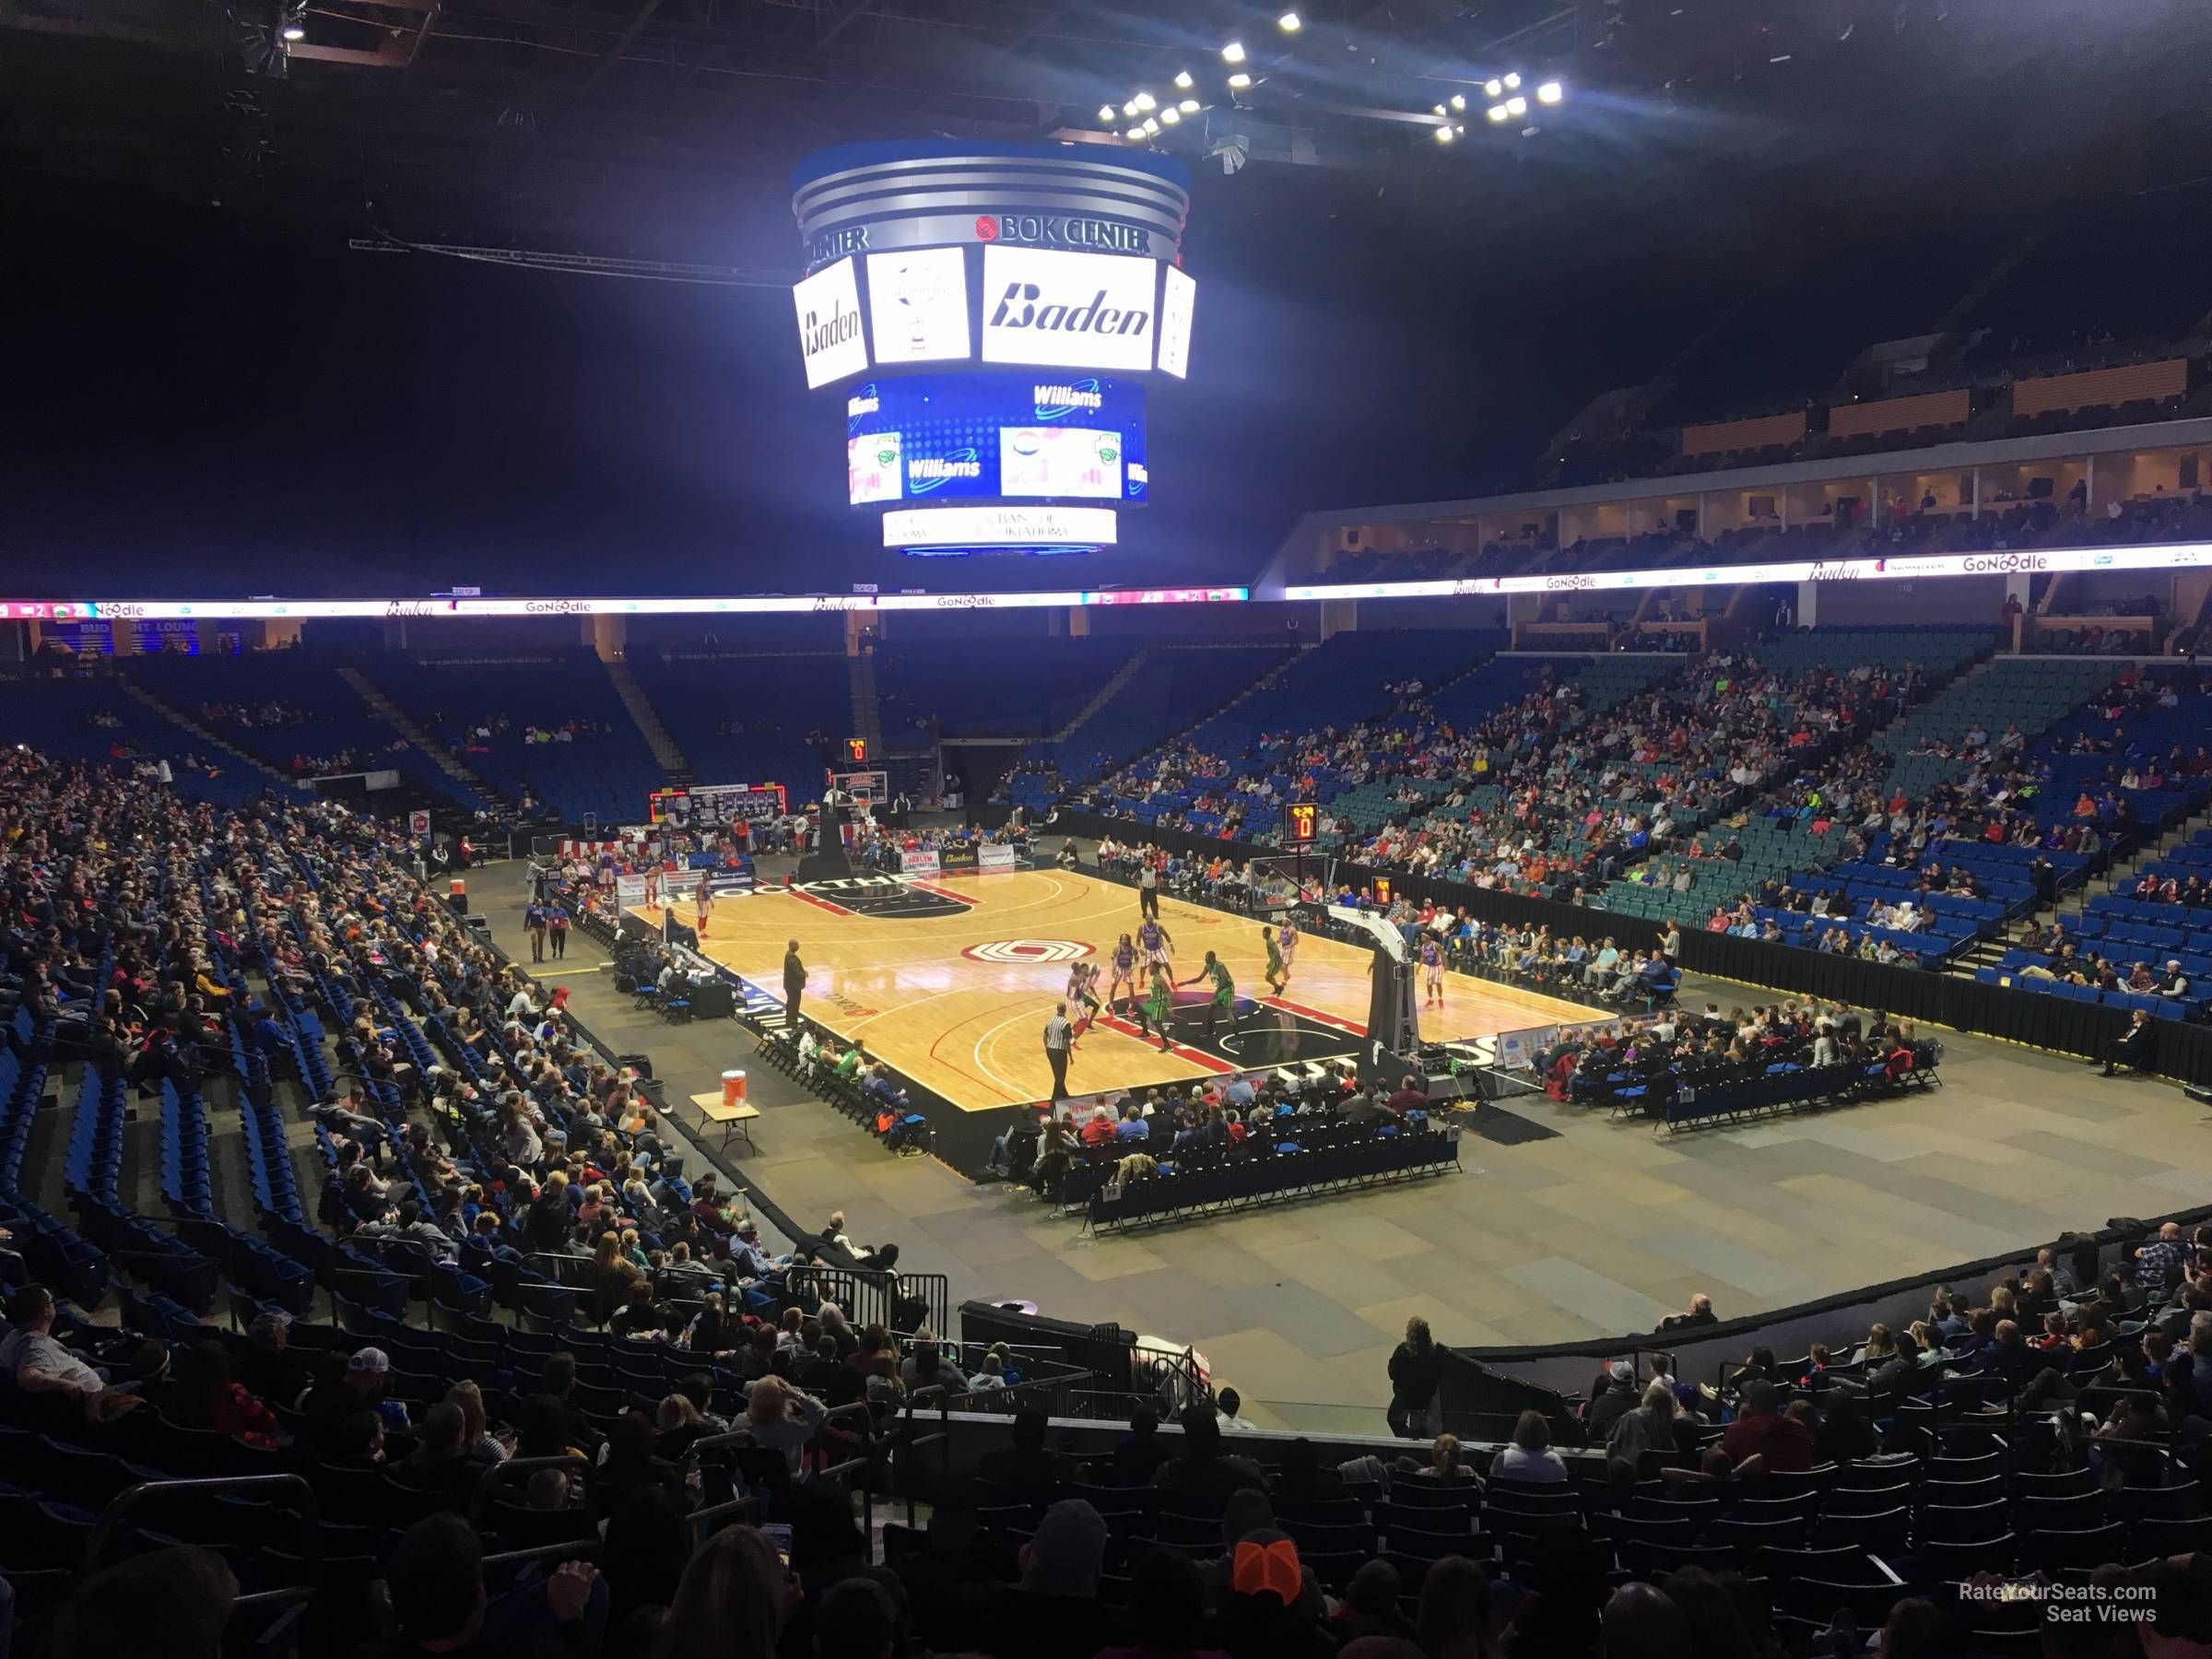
[1179, 950, 1239, 1041]
[1262, 925, 1287, 996]
[1135, 963, 1174, 1052]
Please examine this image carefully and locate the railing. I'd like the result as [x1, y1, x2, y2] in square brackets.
[469, 1453, 594, 1523]
[899, 1386, 957, 1526]
[680, 1405, 880, 1536]
[789, 1264, 950, 1337]
[88, 1474, 320, 1613]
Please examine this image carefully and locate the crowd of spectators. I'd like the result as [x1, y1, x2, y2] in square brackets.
[454, 712, 625, 752]
[1540, 998, 1937, 1112]
[0, 745, 1000, 1650]
[1093, 647, 1922, 904]
[992, 1059, 1435, 1200]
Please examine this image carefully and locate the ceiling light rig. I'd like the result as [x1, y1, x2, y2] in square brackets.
[1107, 44, 1563, 154]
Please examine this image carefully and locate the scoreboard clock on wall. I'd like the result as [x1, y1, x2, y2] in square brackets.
[790, 141, 1195, 556]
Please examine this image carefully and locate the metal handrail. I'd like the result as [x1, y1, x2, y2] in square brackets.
[85, 1474, 320, 1606]
[480, 1537, 604, 1571]
[468, 1453, 593, 1524]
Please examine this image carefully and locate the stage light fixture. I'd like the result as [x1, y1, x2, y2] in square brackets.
[1227, 71, 1252, 88]
[1432, 103, 1447, 115]
[1174, 69, 1194, 88]
[1503, 71, 1522, 88]
[1159, 105, 1181, 124]
[1434, 125, 1453, 142]
[1099, 104, 1117, 122]
[1221, 41, 1245, 63]
[1179, 98, 1201, 112]
[1451, 93, 1466, 111]
[1483, 77, 1502, 96]
[280, 18, 305, 39]
[1142, 117, 1160, 135]
[1126, 126, 1147, 141]
[1135, 91, 1156, 112]
[1506, 94, 1527, 115]
[1537, 80, 1562, 103]
[1487, 102, 1509, 121]
[1122, 100, 1138, 116]
[1278, 11, 1300, 31]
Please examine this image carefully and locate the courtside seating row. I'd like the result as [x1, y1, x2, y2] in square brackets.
[753, 1024, 932, 1158]
[1084, 1125, 1459, 1233]
[1657, 1058, 1937, 1131]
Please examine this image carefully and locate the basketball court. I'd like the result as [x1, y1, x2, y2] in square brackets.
[642, 866, 1593, 1112]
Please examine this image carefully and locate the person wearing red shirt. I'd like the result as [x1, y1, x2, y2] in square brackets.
[1720, 1380, 1814, 1473]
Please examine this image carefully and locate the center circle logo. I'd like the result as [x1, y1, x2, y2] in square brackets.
[961, 938, 1092, 964]
[974, 215, 1000, 241]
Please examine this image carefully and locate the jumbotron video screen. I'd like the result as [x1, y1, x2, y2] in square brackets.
[790, 142, 1194, 555]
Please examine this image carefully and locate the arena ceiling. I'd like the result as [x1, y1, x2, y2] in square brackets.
[6, 0, 2175, 267]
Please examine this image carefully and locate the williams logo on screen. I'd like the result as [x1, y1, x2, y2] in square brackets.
[1033, 380, 1106, 420]
[907, 449, 982, 495]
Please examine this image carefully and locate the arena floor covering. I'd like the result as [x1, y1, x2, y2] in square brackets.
[476, 857, 2212, 1434]
[656, 866, 1592, 1114]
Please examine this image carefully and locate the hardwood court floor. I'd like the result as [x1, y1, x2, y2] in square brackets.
[664, 868, 1593, 1112]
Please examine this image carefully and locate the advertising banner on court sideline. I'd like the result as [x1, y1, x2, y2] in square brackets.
[900, 849, 942, 878]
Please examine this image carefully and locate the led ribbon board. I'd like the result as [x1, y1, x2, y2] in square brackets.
[1283, 541, 2212, 601]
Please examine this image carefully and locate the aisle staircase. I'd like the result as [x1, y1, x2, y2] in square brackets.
[118, 679, 298, 791]
[1954, 802, 2212, 978]
[1110, 642, 1309, 775]
[848, 653, 884, 759]
[607, 658, 693, 784]
[1050, 648, 1149, 742]
[335, 665, 505, 805]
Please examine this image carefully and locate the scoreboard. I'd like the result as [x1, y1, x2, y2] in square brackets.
[791, 141, 1194, 556]
[1287, 802, 1320, 844]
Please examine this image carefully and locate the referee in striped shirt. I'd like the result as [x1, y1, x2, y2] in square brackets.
[1043, 1002, 1074, 1103]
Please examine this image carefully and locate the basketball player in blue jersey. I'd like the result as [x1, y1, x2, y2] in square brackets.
[1106, 933, 1140, 1013]
[1138, 916, 1174, 976]
[1419, 933, 1445, 1007]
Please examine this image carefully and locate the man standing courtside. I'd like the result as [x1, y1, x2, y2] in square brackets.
[1137, 857, 1160, 921]
[1043, 1002, 1075, 1103]
[783, 939, 807, 1030]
